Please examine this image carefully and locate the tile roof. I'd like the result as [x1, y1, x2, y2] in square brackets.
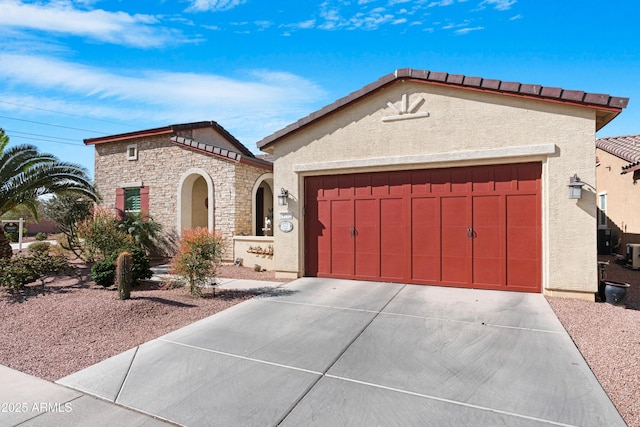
[596, 135, 640, 174]
[257, 68, 629, 150]
[85, 120, 255, 158]
[170, 136, 273, 169]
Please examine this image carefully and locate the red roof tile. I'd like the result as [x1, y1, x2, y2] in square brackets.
[596, 135, 640, 174]
[257, 68, 629, 150]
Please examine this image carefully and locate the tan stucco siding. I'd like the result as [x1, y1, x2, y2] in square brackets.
[596, 148, 640, 246]
[271, 80, 598, 294]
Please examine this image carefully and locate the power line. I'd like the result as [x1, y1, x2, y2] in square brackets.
[0, 115, 108, 134]
[5, 129, 82, 143]
[0, 100, 137, 129]
[7, 134, 89, 147]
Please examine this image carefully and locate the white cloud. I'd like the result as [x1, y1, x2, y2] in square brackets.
[0, 0, 181, 48]
[510, 14, 523, 20]
[186, 0, 247, 12]
[474, 0, 516, 11]
[428, 0, 455, 7]
[0, 53, 327, 144]
[455, 25, 484, 34]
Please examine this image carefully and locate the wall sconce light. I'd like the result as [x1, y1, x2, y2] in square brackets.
[277, 188, 289, 206]
[568, 174, 585, 199]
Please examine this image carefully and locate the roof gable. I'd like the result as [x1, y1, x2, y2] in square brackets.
[84, 120, 256, 159]
[257, 68, 629, 150]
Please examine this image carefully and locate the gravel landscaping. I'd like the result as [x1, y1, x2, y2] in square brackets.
[0, 255, 638, 426]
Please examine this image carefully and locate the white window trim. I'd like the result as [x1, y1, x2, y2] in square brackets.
[598, 192, 608, 229]
[127, 144, 138, 161]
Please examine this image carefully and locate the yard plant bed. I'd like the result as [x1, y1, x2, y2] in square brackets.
[547, 256, 640, 427]
[0, 257, 638, 426]
[0, 261, 287, 383]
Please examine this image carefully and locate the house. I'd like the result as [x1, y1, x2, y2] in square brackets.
[257, 68, 628, 300]
[85, 121, 275, 261]
[595, 135, 640, 254]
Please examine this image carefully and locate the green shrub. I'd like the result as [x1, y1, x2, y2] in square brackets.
[130, 247, 152, 285]
[90, 253, 118, 288]
[28, 241, 51, 254]
[0, 253, 72, 289]
[34, 232, 48, 241]
[90, 248, 151, 288]
[0, 257, 36, 289]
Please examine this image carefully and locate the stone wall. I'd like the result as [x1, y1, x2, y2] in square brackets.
[93, 132, 271, 259]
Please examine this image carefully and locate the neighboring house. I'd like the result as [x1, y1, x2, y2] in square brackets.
[595, 135, 640, 253]
[85, 121, 274, 258]
[257, 68, 628, 300]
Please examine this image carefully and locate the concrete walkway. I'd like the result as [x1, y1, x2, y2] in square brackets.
[3, 278, 625, 426]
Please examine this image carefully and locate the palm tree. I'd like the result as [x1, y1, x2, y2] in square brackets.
[0, 129, 99, 258]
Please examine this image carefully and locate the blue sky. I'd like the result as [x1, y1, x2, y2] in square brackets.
[1, 0, 638, 178]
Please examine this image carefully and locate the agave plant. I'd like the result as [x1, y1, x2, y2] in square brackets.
[0, 129, 99, 258]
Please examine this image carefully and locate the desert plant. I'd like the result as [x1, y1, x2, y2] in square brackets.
[90, 248, 151, 288]
[116, 211, 164, 255]
[27, 241, 50, 254]
[78, 207, 133, 261]
[34, 232, 48, 241]
[170, 228, 226, 297]
[90, 253, 118, 288]
[42, 194, 93, 258]
[0, 252, 72, 289]
[129, 247, 152, 284]
[115, 251, 133, 300]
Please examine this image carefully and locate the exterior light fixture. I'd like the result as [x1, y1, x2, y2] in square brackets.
[277, 188, 289, 206]
[568, 174, 585, 199]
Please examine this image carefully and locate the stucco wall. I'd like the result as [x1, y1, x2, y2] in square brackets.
[93, 133, 269, 259]
[269, 80, 599, 295]
[596, 148, 640, 247]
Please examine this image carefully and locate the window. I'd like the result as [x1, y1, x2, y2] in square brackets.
[116, 186, 148, 219]
[127, 144, 138, 161]
[598, 192, 607, 228]
[125, 188, 141, 213]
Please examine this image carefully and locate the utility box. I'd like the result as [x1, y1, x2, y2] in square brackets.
[626, 243, 640, 269]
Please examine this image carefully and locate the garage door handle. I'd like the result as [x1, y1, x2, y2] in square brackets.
[350, 226, 356, 238]
[467, 227, 474, 240]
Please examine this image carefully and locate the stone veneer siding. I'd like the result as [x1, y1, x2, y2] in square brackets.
[93, 131, 270, 258]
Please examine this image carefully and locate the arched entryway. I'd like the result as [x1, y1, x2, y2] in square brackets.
[177, 168, 214, 233]
[252, 173, 274, 236]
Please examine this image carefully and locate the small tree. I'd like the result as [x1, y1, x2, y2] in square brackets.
[42, 194, 94, 258]
[170, 228, 226, 297]
[116, 211, 164, 255]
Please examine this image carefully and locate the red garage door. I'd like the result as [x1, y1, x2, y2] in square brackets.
[305, 162, 541, 292]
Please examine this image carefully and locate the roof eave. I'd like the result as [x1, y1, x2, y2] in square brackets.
[257, 68, 629, 150]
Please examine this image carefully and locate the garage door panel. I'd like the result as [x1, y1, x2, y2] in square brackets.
[330, 200, 353, 276]
[507, 260, 539, 290]
[305, 163, 540, 292]
[473, 258, 502, 286]
[412, 256, 439, 281]
[355, 199, 379, 277]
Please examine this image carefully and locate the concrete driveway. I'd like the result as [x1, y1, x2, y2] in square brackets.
[56, 278, 624, 426]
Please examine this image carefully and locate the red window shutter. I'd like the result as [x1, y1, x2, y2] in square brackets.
[115, 188, 125, 220]
[140, 186, 150, 215]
